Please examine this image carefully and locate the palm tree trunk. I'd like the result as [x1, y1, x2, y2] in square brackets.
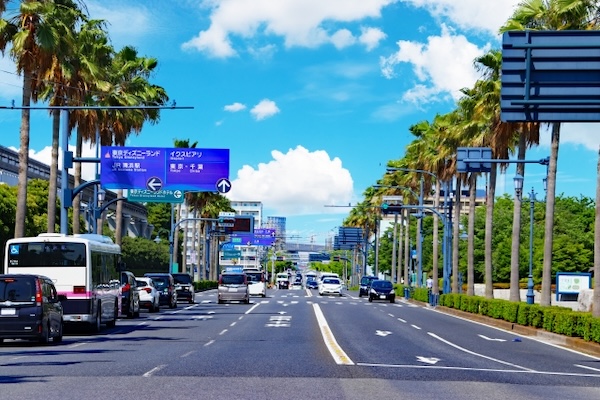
[467, 175, 476, 296]
[397, 210, 404, 285]
[484, 164, 497, 298]
[541, 123, 560, 306]
[47, 110, 60, 233]
[452, 176, 461, 293]
[173, 203, 182, 269]
[510, 138, 527, 302]
[593, 144, 600, 318]
[432, 181, 440, 295]
[403, 209, 410, 285]
[196, 221, 202, 281]
[15, 76, 33, 238]
[73, 130, 83, 234]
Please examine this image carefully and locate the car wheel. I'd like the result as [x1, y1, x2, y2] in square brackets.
[390, 298, 395, 303]
[106, 303, 117, 328]
[218, 299, 224, 304]
[358, 292, 362, 297]
[54, 322, 63, 344]
[368, 296, 373, 303]
[39, 322, 51, 344]
[90, 305, 102, 333]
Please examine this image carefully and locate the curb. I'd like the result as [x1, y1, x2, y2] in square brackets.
[433, 305, 600, 359]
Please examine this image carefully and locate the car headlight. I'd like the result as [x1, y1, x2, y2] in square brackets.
[389, 290, 395, 295]
[370, 288, 377, 295]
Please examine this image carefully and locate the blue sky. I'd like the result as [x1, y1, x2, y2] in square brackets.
[0, 0, 598, 245]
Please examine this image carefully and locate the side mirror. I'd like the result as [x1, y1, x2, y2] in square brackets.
[58, 294, 68, 302]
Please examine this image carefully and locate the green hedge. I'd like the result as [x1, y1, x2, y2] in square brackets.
[194, 280, 218, 291]
[437, 293, 600, 345]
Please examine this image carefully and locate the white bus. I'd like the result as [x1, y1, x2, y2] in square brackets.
[4, 233, 122, 332]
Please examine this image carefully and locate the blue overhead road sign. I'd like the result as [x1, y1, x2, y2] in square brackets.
[101, 146, 229, 191]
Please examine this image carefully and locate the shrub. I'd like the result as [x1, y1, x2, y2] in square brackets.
[517, 303, 531, 326]
[502, 301, 520, 323]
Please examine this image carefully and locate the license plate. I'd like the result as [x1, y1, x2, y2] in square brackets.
[380, 295, 386, 299]
[229, 288, 238, 293]
[1, 308, 16, 316]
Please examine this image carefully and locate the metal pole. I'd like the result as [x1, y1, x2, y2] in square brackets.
[391, 213, 398, 283]
[527, 187, 536, 304]
[60, 109, 69, 234]
[417, 177, 424, 287]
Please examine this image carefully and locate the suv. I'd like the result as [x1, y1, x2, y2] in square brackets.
[276, 273, 289, 289]
[218, 273, 249, 304]
[359, 276, 378, 297]
[120, 271, 140, 318]
[144, 273, 177, 309]
[0, 274, 65, 344]
[172, 273, 195, 304]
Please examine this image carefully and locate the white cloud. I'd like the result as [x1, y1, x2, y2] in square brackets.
[380, 24, 489, 103]
[182, 0, 393, 58]
[401, 0, 521, 36]
[224, 102, 247, 112]
[543, 123, 600, 152]
[250, 99, 280, 120]
[15, 142, 99, 182]
[86, 1, 154, 48]
[226, 145, 353, 215]
[359, 27, 387, 51]
[330, 29, 356, 49]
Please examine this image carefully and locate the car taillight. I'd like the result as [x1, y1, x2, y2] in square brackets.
[122, 283, 130, 293]
[35, 279, 43, 305]
[144, 288, 152, 294]
[73, 286, 85, 294]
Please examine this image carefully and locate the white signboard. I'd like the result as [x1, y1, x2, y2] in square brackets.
[556, 273, 591, 294]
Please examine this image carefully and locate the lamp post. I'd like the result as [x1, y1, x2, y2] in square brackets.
[526, 187, 536, 304]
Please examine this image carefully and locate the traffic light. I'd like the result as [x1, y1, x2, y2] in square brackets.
[381, 202, 403, 215]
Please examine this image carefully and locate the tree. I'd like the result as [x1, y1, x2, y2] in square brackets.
[500, 0, 598, 306]
[0, 0, 74, 237]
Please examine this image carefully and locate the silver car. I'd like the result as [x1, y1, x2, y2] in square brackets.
[217, 273, 250, 304]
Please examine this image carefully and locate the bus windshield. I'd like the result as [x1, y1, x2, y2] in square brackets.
[7, 242, 86, 267]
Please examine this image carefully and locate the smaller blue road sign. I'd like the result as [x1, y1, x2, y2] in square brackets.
[216, 178, 231, 193]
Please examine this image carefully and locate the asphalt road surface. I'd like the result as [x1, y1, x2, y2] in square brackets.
[1, 288, 600, 399]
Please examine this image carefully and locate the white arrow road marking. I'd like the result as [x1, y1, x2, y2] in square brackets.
[375, 330, 392, 337]
[192, 315, 213, 320]
[416, 356, 440, 365]
[478, 334, 507, 342]
[278, 311, 287, 314]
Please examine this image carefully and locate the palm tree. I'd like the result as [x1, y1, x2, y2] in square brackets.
[500, 0, 596, 306]
[0, 0, 74, 237]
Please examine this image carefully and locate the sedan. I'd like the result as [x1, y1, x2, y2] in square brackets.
[368, 280, 396, 303]
[318, 277, 342, 296]
[306, 279, 318, 290]
[136, 277, 160, 312]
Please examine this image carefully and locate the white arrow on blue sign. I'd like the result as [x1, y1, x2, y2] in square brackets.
[216, 178, 231, 193]
[147, 177, 162, 192]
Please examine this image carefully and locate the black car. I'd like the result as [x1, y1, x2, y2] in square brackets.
[305, 279, 318, 290]
[359, 276, 377, 297]
[144, 273, 177, 309]
[120, 271, 140, 318]
[172, 273, 195, 304]
[0, 274, 65, 344]
[368, 280, 396, 303]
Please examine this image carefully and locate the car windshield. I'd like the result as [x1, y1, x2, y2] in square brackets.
[173, 274, 192, 284]
[372, 281, 393, 289]
[150, 277, 169, 288]
[245, 272, 262, 282]
[361, 277, 375, 285]
[0, 277, 34, 302]
[323, 278, 340, 285]
[221, 275, 245, 285]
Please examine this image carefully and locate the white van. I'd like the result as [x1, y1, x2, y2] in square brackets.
[244, 269, 267, 297]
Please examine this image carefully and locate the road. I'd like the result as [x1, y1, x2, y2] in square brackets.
[1, 288, 600, 399]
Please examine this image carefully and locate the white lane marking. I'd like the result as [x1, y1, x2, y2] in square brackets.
[67, 342, 88, 349]
[143, 364, 166, 377]
[192, 315, 213, 320]
[181, 351, 196, 358]
[312, 303, 354, 365]
[245, 303, 260, 314]
[355, 363, 600, 377]
[238, 316, 244, 320]
[204, 340, 215, 347]
[388, 313, 395, 318]
[411, 324, 422, 330]
[398, 318, 407, 323]
[219, 329, 227, 335]
[417, 356, 440, 364]
[230, 321, 237, 327]
[575, 364, 600, 372]
[428, 332, 534, 371]
[375, 330, 392, 337]
[478, 334, 507, 342]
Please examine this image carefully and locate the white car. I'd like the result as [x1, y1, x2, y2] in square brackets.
[136, 277, 161, 312]
[318, 277, 343, 296]
[245, 269, 267, 297]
